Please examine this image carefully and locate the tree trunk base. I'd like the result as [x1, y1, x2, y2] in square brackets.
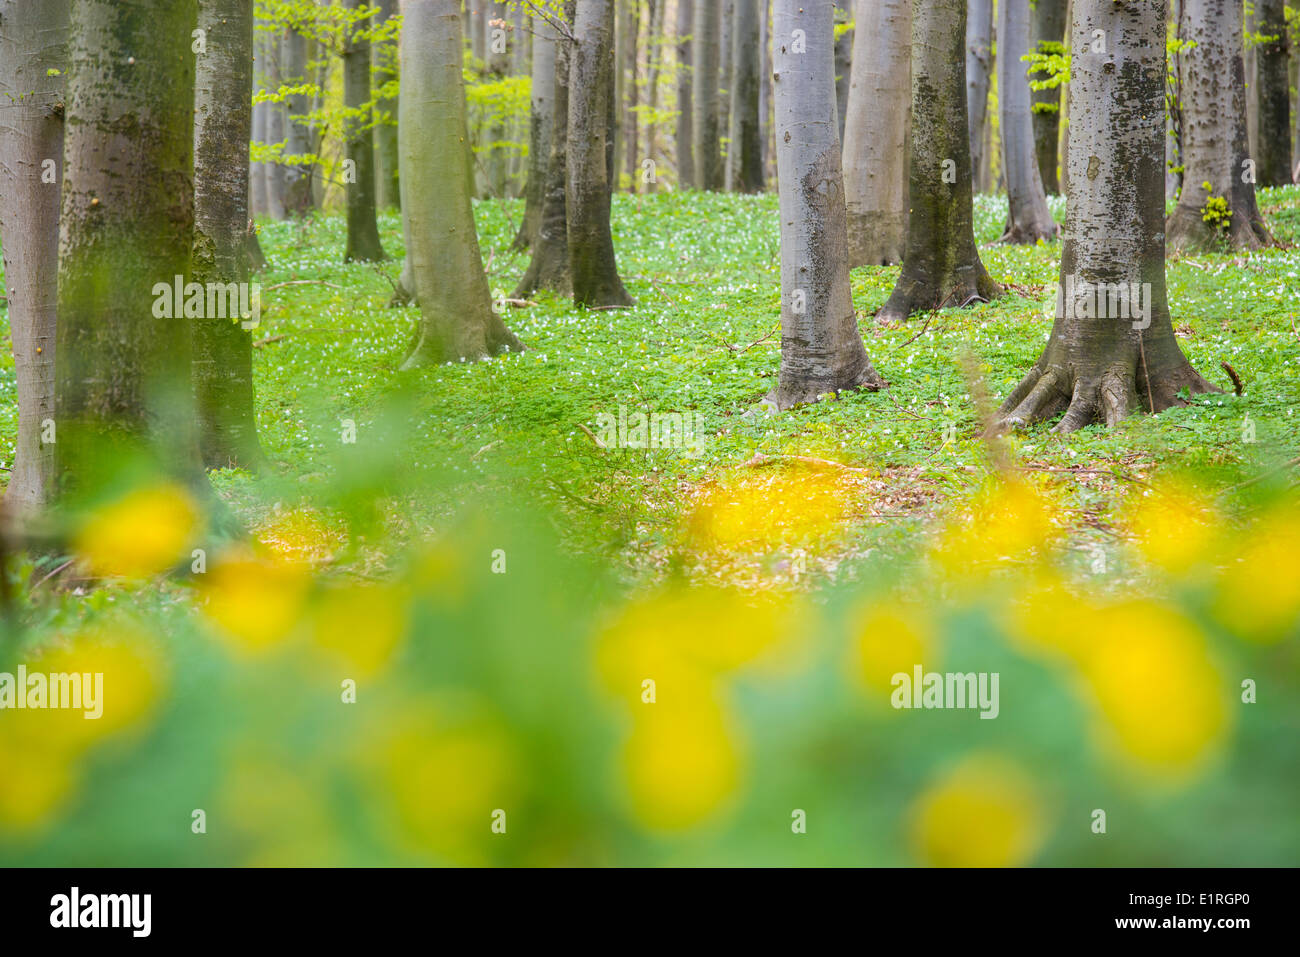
[1166, 199, 1273, 253]
[877, 266, 1002, 323]
[400, 314, 523, 370]
[764, 354, 887, 412]
[993, 332, 1218, 434]
[847, 210, 907, 267]
[999, 216, 1058, 245]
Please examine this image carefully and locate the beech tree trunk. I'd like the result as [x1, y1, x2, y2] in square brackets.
[1030, 0, 1067, 194]
[399, 0, 521, 367]
[719, 0, 735, 180]
[966, 0, 993, 194]
[879, 0, 1000, 322]
[484, 1, 511, 197]
[263, 30, 288, 221]
[1166, 0, 1272, 251]
[842, 0, 910, 266]
[995, 0, 1215, 433]
[1254, 0, 1291, 186]
[470, 0, 486, 61]
[728, 0, 764, 192]
[644, 0, 666, 192]
[282, 28, 314, 216]
[250, 46, 269, 218]
[192, 0, 266, 472]
[997, 0, 1056, 243]
[0, 0, 68, 512]
[515, 1, 576, 297]
[514, 15, 559, 249]
[55, 0, 207, 493]
[373, 0, 401, 210]
[675, 0, 696, 188]
[833, 3, 852, 144]
[767, 0, 885, 410]
[760, 0, 773, 182]
[621, 0, 641, 192]
[568, 0, 635, 307]
[692, 0, 723, 189]
[343, 0, 387, 262]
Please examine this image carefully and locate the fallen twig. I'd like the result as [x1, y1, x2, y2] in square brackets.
[1220, 360, 1244, 395]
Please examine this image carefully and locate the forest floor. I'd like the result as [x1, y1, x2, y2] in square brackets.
[3, 187, 1299, 591]
[2, 191, 1299, 867]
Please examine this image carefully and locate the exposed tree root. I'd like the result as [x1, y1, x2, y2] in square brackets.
[400, 315, 523, 370]
[763, 359, 887, 412]
[991, 343, 1218, 434]
[877, 266, 1002, 323]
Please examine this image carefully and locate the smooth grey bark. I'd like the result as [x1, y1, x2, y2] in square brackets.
[470, 0, 487, 61]
[833, 4, 852, 144]
[966, 0, 993, 194]
[621, 0, 640, 192]
[193, 0, 265, 472]
[509, 1, 530, 189]
[767, 0, 885, 410]
[728, 0, 764, 192]
[1030, 0, 1067, 193]
[282, 27, 314, 216]
[879, 0, 1000, 322]
[568, 0, 634, 306]
[342, 0, 387, 261]
[759, 0, 772, 181]
[1245, 1, 1258, 161]
[675, 0, 695, 188]
[484, 1, 511, 197]
[1255, 0, 1290, 186]
[399, 0, 521, 367]
[1166, 0, 1272, 250]
[514, 15, 559, 249]
[719, 0, 735, 180]
[995, 0, 1215, 433]
[250, 42, 269, 218]
[263, 29, 288, 220]
[0, 0, 68, 512]
[842, 0, 910, 266]
[515, 0, 576, 298]
[644, 0, 666, 192]
[997, 0, 1056, 243]
[55, 0, 207, 494]
[372, 0, 401, 209]
[692, 0, 723, 189]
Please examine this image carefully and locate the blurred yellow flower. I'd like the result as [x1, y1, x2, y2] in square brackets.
[930, 478, 1054, 584]
[74, 483, 201, 579]
[200, 551, 312, 655]
[36, 629, 163, 749]
[0, 624, 162, 835]
[1128, 482, 1220, 577]
[375, 700, 516, 865]
[912, 754, 1045, 867]
[309, 584, 408, 678]
[1211, 505, 1300, 644]
[0, 742, 74, 832]
[255, 507, 343, 564]
[1077, 601, 1230, 775]
[1001, 568, 1097, 662]
[685, 465, 849, 551]
[848, 599, 936, 699]
[623, 691, 742, 832]
[596, 586, 793, 702]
